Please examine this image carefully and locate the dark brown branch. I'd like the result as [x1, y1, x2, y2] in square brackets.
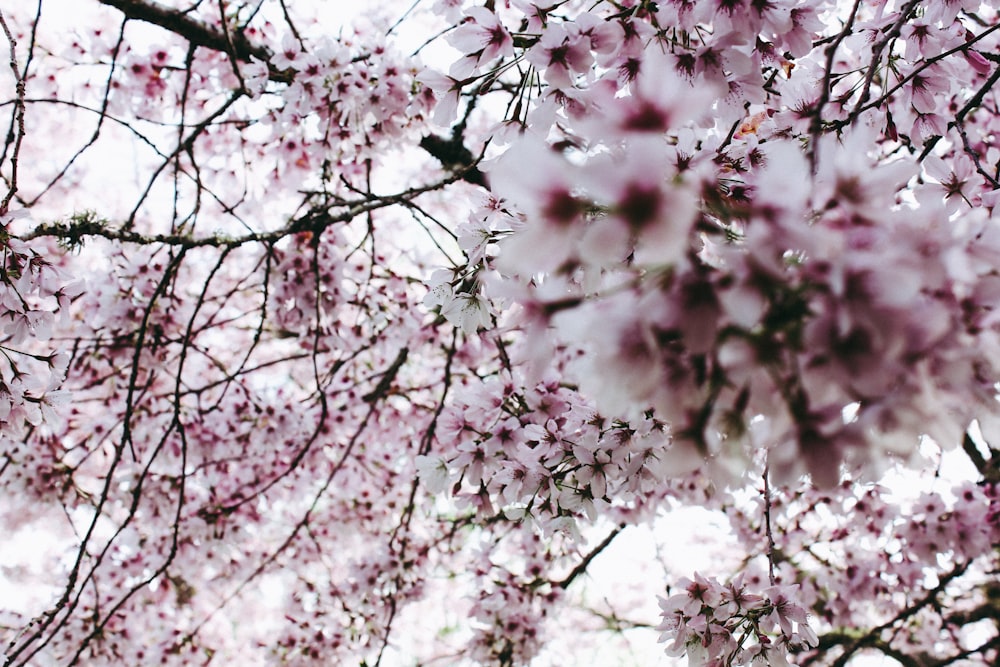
[962, 432, 1000, 483]
[419, 134, 488, 188]
[362, 347, 409, 403]
[930, 632, 1000, 667]
[0, 9, 26, 216]
[20, 171, 466, 248]
[558, 523, 626, 589]
[808, 632, 931, 667]
[808, 0, 863, 172]
[822, 561, 971, 667]
[953, 64, 1000, 189]
[95, 0, 274, 68]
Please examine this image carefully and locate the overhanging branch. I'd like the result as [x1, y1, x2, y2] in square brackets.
[95, 0, 288, 80]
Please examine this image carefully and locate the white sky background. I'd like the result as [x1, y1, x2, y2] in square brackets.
[1, 2, 994, 666]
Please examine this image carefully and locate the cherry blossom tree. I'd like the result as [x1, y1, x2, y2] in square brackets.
[1, 0, 999, 665]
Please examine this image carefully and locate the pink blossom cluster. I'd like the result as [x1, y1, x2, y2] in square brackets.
[719, 471, 1000, 663]
[465, 551, 561, 666]
[249, 27, 431, 180]
[0, 212, 77, 447]
[268, 230, 346, 333]
[425, 369, 688, 530]
[423, 0, 1000, 486]
[414, 0, 1000, 663]
[657, 574, 817, 667]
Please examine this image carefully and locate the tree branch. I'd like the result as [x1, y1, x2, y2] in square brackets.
[362, 347, 409, 403]
[820, 561, 971, 667]
[21, 171, 467, 248]
[96, 0, 269, 63]
[558, 523, 626, 590]
[0, 8, 26, 216]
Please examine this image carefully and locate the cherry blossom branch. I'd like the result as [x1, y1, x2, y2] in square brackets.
[808, 0, 862, 171]
[819, 560, 971, 667]
[953, 63, 1000, 188]
[63, 248, 232, 664]
[843, 23, 1000, 151]
[929, 633, 1000, 666]
[89, 0, 493, 190]
[5, 1, 1000, 664]
[362, 347, 409, 403]
[417, 331, 457, 459]
[19, 19, 129, 210]
[215, 0, 250, 89]
[808, 633, 930, 667]
[811, 625, 1000, 667]
[182, 379, 398, 650]
[0, 9, 25, 216]
[21, 171, 468, 247]
[584, 605, 656, 631]
[962, 432, 1000, 483]
[848, 0, 921, 117]
[95, 0, 278, 74]
[557, 523, 626, 590]
[5, 247, 189, 667]
[376, 336, 458, 667]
